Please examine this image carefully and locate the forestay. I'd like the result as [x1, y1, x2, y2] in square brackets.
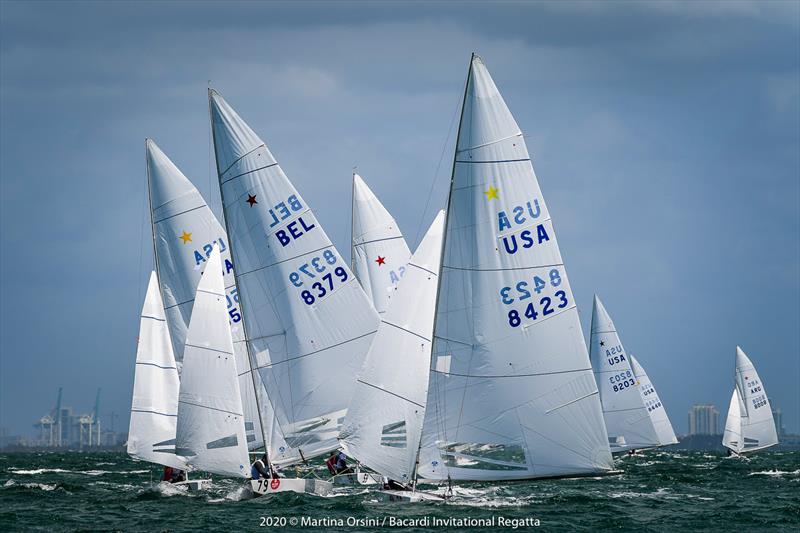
[209, 90, 380, 464]
[146, 139, 273, 453]
[722, 347, 778, 453]
[127, 272, 188, 471]
[351, 173, 412, 314]
[417, 55, 613, 481]
[175, 244, 249, 477]
[630, 355, 677, 446]
[341, 211, 445, 484]
[590, 296, 660, 452]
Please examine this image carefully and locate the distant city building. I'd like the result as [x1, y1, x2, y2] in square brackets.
[688, 404, 719, 435]
[772, 405, 785, 437]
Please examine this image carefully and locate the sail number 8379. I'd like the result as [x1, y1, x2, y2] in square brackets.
[288, 249, 349, 306]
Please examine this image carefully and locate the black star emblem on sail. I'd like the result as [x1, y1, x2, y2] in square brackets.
[246, 194, 258, 207]
[600, 341, 605, 347]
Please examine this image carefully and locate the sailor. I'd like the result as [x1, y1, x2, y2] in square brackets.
[251, 454, 271, 480]
[627, 449, 638, 456]
[326, 450, 352, 475]
[161, 466, 174, 482]
[172, 469, 186, 483]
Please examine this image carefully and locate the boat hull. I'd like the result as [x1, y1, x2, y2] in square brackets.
[249, 478, 332, 497]
[173, 479, 211, 491]
[376, 490, 447, 502]
[332, 470, 382, 486]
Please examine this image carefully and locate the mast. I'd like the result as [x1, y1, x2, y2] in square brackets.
[144, 140, 164, 312]
[410, 52, 475, 490]
[207, 89, 272, 471]
[350, 169, 356, 274]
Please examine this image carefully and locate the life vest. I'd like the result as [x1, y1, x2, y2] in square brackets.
[251, 460, 265, 480]
[325, 455, 337, 475]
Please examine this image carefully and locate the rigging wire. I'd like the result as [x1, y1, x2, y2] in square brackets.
[134, 146, 149, 333]
[411, 88, 462, 249]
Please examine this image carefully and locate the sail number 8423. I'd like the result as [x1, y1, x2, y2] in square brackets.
[500, 269, 569, 328]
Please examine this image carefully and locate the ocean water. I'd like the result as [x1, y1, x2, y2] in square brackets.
[1, 450, 798, 531]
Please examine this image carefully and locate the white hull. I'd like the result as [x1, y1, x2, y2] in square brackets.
[173, 479, 211, 491]
[249, 478, 332, 497]
[376, 489, 448, 503]
[332, 469, 382, 486]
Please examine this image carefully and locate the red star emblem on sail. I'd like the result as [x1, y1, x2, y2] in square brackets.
[375, 256, 386, 266]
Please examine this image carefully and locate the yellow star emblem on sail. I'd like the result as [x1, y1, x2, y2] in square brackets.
[179, 231, 192, 244]
[484, 185, 499, 200]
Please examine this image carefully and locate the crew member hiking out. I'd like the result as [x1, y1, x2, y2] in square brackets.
[326, 450, 353, 475]
[251, 454, 272, 480]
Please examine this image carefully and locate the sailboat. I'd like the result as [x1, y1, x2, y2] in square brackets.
[630, 356, 678, 447]
[722, 346, 778, 455]
[145, 139, 284, 458]
[342, 55, 613, 501]
[175, 243, 250, 478]
[351, 172, 412, 315]
[590, 295, 661, 452]
[209, 89, 379, 495]
[127, 272, 208, 490]
[340, 211, 445, 497]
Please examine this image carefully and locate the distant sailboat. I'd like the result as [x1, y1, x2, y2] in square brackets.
[127, 272, 188, 473]
[404, 54, 614, 489]
[209, 89, 377, 494]
[340, 211, 445, 490]
[145, 139, 281, 456]
[175, 244, 249, 478]
[351, 173, 412, 315]
[722, 346, 778, 454]
[590, 295, 661, 452]
[630, 355, 678, 447]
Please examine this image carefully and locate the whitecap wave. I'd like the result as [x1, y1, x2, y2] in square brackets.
[3, 479, 58, 491]
[9, 468, 71, 475]
[749, 469, 800, 477]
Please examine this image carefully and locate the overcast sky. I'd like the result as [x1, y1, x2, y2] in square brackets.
[1, 1, 798, 438]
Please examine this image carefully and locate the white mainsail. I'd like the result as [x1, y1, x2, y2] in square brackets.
[417, 55, 613, 481]
[175, 244, 249, 477]
[630, 355, 677, 447]
[351, 173, 412, 314]
[341, 211, 445, 484]
[590, 295, 660, 452]
[146, 139, 274, 453]
[127, 271, 187, 470]
[209, 89, 380, 465]
[722, 346, 778, 453]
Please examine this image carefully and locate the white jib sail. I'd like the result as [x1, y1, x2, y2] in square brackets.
[146, 139, 275, 453]
[630, 355, 677, 446]
[351, 173, 412, 315]
[209, 90, 380, 465]
[722, 388, 743, 452]
[590, 295, 660, 452]
[340, 211, 445, 484]
[127, 271, 188, 470]
[175, 244, 249, 477]
[723, 346, 778, 453]
[417, 55, 613, 481]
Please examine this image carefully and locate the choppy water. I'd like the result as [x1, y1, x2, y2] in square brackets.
[1, 450, 798, 531]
